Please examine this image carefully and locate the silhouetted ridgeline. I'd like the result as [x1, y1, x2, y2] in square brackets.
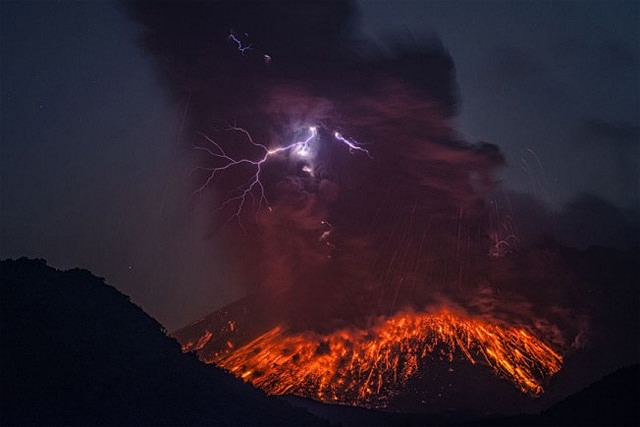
[0, 258, 327, 426]
[2, 256, 639, 427]
[467, 364, 640, 426]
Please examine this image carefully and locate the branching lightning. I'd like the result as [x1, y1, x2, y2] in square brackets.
[193, 125, 371, 227]
[228, 33, 252, 55]
[228, 32, 271, 64]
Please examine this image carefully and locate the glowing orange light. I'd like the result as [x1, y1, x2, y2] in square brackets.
[191, 310, 562, 407]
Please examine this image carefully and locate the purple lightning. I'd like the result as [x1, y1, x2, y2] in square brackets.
[193, 126, 317, 226]
[333, 132, 372, 157]
[193, 125, 370, 228]
[228, 32, 272, 64]
[228, 33, 252, 55]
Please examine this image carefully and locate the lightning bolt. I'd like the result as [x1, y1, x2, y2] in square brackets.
[193, 125, 370, 228]
[333, 132, 372, 158]
[228, 33, 252, 55]
[228, 32, 272, 64]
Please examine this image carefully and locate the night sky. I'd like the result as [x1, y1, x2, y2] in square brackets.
[1, 0, 638, 331]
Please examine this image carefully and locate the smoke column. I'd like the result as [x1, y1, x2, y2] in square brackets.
[125, 1, 518, 331]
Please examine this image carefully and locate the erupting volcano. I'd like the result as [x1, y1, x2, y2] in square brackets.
[176, 304, 562, 407]
[2, 0, 639, 425]
[130, 0, 581, 411]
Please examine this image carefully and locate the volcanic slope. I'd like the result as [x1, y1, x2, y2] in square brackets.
[0, 258, 327, 426]
[173, 293, 563, 414]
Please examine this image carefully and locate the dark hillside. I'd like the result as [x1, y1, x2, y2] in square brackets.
[541, 364, 640, 425]
[0, 258, 326, 426]
[468, 364, 640, 426]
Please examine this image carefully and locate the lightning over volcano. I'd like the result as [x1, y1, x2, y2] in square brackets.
[123, 0, 638, 414]
[2, 0, 639, 424]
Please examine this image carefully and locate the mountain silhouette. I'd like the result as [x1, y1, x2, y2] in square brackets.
[468, 364, 640, 426]
[0, 258, 327, 426]
[2, 256, 638, 426]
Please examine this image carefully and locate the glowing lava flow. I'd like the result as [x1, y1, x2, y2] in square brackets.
[196, 310, 562, 407]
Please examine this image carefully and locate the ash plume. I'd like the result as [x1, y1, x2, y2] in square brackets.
[123, 1, 547, 332]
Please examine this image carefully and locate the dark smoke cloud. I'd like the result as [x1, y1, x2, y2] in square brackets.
[118, 2, 640, 411]
[122, 0, 512, 329]
[125, 1, 610, 334]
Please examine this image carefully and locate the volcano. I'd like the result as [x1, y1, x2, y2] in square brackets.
[173, 295, 562, 410]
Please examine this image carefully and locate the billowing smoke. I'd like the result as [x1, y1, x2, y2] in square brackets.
[122, 1, 635, 356]
[122, 3, 640, 412]
[122, 0, 516, 330]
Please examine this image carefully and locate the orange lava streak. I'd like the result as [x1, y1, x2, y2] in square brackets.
[203, 310, 562, 406]
[181, 330, 212, 353]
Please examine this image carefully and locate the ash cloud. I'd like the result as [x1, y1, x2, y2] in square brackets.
[126, 1, 611, 335]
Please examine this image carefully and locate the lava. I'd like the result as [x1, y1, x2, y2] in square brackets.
[190, 309, 562, 407]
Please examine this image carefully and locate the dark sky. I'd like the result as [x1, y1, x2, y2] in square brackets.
[1, 0, 638, 330]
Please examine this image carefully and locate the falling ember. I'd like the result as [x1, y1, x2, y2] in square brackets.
[189, 309, 562, 407]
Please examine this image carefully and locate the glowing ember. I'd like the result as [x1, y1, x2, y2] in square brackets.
[191, 309, 562, 406]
